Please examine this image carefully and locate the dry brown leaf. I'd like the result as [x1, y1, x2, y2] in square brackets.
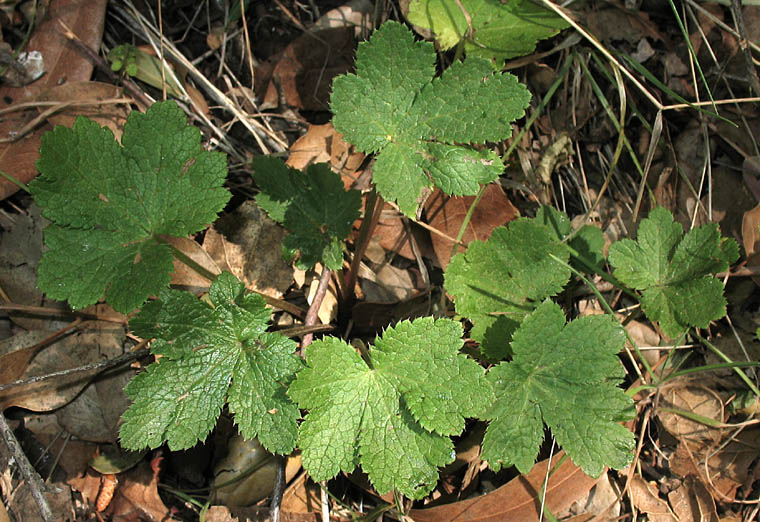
[0, 321, 130, 425]
[670, 428, 760, 502]
[359, 263, 419, 303]
[260, 27, 355, 111]
[205, 505, 335, 522]
[625, 319, 661, 367]
[312, 0, 374, 36]
[165, 235, 222, 290]
[204, 201, 293, 298]
[565, 471, 621, 520]
[425, 184, 519, 269]
[350, 290, 432, 333]
[372, 204, 427, 260]
[104, 457, 177, 521]
[742, 203, 760, 289]
[628, 476, 678, 522]
[286, 122, 364, 180]
[281, 470, 322, 514]
[657, 379, 725, 443]
[0, 330, 50, 396]
[408, 452, 597, 522]
[583, 8, 662, 44]
[668, 475, 718, 522]
[53, 326, 133, 443]
[0, 0, 108, 199]
[34, 81, 128, 137]
[0, 206, 47, 328]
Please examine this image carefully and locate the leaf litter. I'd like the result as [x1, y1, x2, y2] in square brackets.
[0, 0, 759, 520]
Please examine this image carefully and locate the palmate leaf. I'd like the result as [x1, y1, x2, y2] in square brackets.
[331, 21, 530, 216]
[289, 317, 492, 499]
[120, 272, 303, 454]
[252, 157, 362, 270]
[481, 300, 634, 477]
[30, 101, 230, 313]
[608, 207, 739, 338]
[444, 215, 571, 358]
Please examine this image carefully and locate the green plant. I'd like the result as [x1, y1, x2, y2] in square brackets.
[29, 20, 740, 504]
[250, 156, 361, 270]
[30, 101, 230, 313]
[289, 317, 491, 498]
[608, 207, 738, 339]
[119, 272, 303, 455]
[406, 0, 569, 65]
[330, 21, 531, 216]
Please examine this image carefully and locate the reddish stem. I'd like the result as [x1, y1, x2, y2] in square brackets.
[300, 265, 332, 354]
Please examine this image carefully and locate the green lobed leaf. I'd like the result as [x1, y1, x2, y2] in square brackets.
[120, 272, 303, 454]
[608, 207, 739, 338]
[407, 0, 569, 65]
[31, 101, 230, 313]
[331, 21, 530, 216]
[444, 216, 571, 358]
[252, 157, 362, 270]
[289, 317, 492, 499]
[481, 300, 634, 477]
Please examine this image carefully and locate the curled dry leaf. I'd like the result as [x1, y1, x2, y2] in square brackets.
[34, 81, 129, 138]
[259, 27, 356, 111]
[286, 122, 364, 181]
[670, 427, 760, 502]
[668, 475, 719, 522]
[0, 0, 108, 199]
[628, 476, 678, 522]
[408, 452, 597, 522]
[741, 202, 760, 286]
[165, 235, 222, 291]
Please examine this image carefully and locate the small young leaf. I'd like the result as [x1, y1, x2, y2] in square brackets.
[252, 157, 361, 270]
[107, 44, 184, 97]
[30, 101, 230, 313]
[481, 300, 634, 477]
[120, 272, 303, 454]
[289, 317, 492, 499]
[608, 207, 739, 338]
[444, 216, 571, 358]
[407, 0, 569, 65]
[331, 21, 530, 216]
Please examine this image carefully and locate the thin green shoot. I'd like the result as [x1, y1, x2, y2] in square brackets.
[577, 51, 644, 181]
[614, 52, 734, 127]
[667, 0, 720, 112]
[0, 169, 30, 194]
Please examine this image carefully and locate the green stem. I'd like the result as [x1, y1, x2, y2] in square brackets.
[166, 242, 218, 281]
[447, 183, 487, 265]
[0, 169, 30, 194]
[693, 333, 760, 397]
[561, 241, 639, 302]
[447, 55, 574, 265]
[656, 406, 723, 428]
